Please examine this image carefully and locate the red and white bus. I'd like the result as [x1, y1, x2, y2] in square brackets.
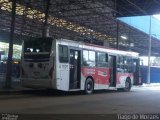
[21, 38, 142, 94]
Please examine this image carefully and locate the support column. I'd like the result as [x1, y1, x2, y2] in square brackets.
[5, 0, 17, 88]
[116, 20, 119, 49]
[42, 0, 50, 37]
[147, 16, 152, 84]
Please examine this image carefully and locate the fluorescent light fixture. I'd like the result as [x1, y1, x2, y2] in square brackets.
[130, 43, 134, 47]
[120, 35, 128, 40]
[153, 14, 160, 21]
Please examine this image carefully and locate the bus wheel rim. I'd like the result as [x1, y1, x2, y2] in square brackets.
[125, 81, 130, 89]
[87, 82, 92, 91]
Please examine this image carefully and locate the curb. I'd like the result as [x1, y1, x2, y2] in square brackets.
[142, 83, 160, 87]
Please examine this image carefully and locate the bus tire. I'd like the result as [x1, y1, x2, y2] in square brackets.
[123, 78, 131, 92]
[85, 78, 94, 94]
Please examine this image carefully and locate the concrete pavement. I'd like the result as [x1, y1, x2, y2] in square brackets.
[0, 75, 31, 95]
[0, 84, 160, 120]
[0, 86, 160, 114]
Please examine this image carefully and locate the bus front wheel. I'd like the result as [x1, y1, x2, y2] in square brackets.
[85, 78, 94, 94]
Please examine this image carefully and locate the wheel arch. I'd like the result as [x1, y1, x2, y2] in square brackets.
[126, 76, 131, 82]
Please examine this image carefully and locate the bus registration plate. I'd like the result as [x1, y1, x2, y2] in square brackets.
[33, 72, 40, 77]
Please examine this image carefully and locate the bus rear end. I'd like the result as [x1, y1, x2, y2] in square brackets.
[21, 38, 56, 89]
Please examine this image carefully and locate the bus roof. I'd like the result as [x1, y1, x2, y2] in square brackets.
[57, 38, 139, 58]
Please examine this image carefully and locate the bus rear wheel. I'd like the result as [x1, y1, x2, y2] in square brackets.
[85, 78, 94, 94]
[123, 79, 131, 92]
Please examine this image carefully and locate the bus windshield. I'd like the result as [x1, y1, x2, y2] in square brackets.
[23, 38, 52, 60]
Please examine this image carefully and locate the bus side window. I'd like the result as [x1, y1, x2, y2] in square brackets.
[82, 50, 95, 67]
[117, 56, 123, 73]
[133, 60, 137, 73]
[83, 50, 89, 66]
[89, 51, 96, 67]
[117, 56, 121, 72]
[59, 45, 68, 63]
[123, 56, 127, 72]
[97, 52, 108, 67]
[127, 57, 133, 73]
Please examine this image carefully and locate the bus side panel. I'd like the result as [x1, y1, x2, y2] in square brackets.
[58, 63, 70, 91]
[95, 67, 110, 89]
[96, 68, 110, 85]
[81, 67, 110, 90]
[81, 67, 97, 89]
[80, 72, 86, 90]
[116, 73, 133, 88]
[51, 40, 57, 89]
[56, 41, 69, 91]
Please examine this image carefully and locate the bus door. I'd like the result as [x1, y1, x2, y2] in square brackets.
[133, 58, 142, 85]
[109, 55, 116, 87]
[69, 49, 81, 89]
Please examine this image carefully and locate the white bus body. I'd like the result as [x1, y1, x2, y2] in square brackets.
[21, 38, 142, 93]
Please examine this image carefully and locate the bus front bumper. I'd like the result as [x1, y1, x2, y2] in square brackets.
[21, 78, 53, 89]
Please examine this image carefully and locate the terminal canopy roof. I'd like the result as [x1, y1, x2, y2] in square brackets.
[116, 0, 160, 17]
[0, 0, 160, 56]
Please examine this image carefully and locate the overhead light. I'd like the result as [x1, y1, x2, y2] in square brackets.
[58, 11, 62, 14]
[120, 35, 128, 40]
[153, 14, 160, 21]
[130, 43, 134, 47]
